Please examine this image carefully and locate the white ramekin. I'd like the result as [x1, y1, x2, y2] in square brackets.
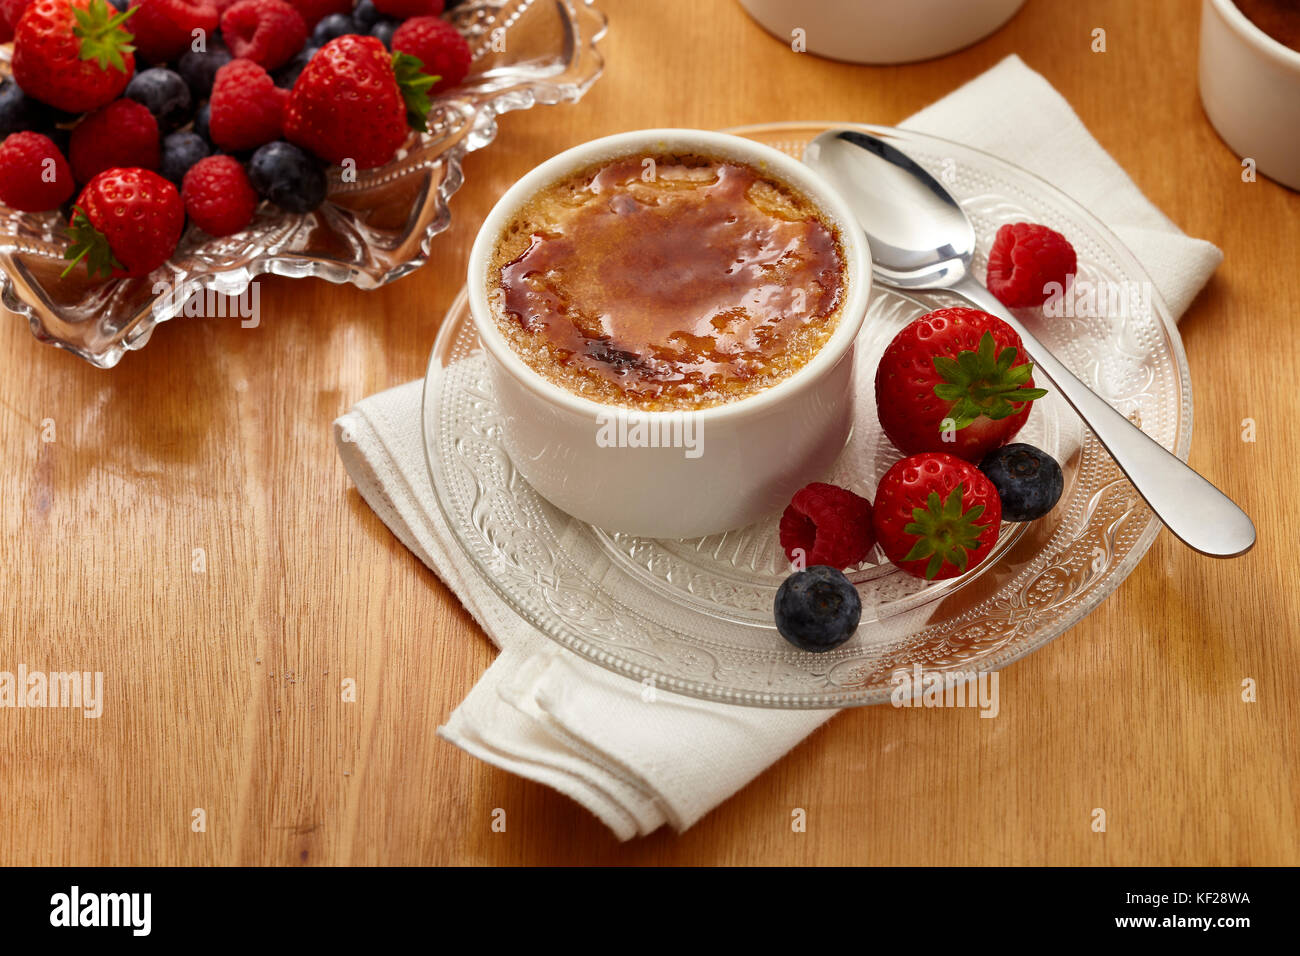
[466, 129, 871, 538]
[737, 0, 1025, 64]
[1200, 0, 1300, 190]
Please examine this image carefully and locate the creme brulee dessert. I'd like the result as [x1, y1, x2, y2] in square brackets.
[487, 152, 846, 411]
[1235, 0, 1300, 52]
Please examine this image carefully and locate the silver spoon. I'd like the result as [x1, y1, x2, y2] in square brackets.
[804, 128, 1255, 557]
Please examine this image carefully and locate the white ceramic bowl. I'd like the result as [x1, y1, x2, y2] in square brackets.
[466, 129, 872, 538]
[737, 0, 1025, 64]
[1199, 0, 1300, 190]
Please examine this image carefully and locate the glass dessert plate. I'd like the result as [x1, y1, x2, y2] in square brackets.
[0, 0, 607, 368]
[422, 122, 1193, 709]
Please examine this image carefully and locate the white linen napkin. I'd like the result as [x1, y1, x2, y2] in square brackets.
[333, 54, 1222, 840]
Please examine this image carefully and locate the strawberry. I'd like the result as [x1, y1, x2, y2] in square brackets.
[0, 0, 33, 40]
[872, 452, 1002, 580]
[62, 166, 183, 278]
[875, 307, 1046, 463]
[13, 0, 138, 114]
[68, 97, 160, 183]
[284, 34, 434, 169]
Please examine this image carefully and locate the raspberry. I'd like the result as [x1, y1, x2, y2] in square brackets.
[220, 0, 308, 71]
[129, 0, 221, 64]
[0, 131, 74, 211]
[985, 222, 1077, 309]
[182, 154, 257, 236]
[209, 58, 286, 152]
[69, 99, 160, 183]
[373, 0, 442, 18]
[392, 15, 471, 93]
[778, 482, 875, 571]
[0, 0, 31, 31]
[0, 0, 29, 41]
[286, 0, 348, 26]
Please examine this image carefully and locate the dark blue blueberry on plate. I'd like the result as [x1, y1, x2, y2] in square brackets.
[272, 46, 319, 90]
[352, 0, 379, 29]
[176, 42, 232, 101]
[125, 68, 194, 132]
[247, 141, 327, 213]
[160, 131, 212, 186]
[979, 442, 1064, 522]
[193, 102, 211, 144]
[369, 19, 398, 48]
[0, 80, 63, 137]
[773, 566, 861, 652]
[312, 13, 359, 46]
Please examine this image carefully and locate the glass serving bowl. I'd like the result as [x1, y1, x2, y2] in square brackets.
[422, 122, 1193, 709]
[0, 0, 607, 367]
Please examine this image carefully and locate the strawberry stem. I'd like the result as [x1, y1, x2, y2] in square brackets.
[931, 330, 1047, 431]
[63, 206, 123, 279]
[73, 0, 138, 74]
[391, 51, 438, 133]
[901, 485, 991, 580]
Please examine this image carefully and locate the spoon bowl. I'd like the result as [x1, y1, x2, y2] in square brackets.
[805, 130, 976, 288]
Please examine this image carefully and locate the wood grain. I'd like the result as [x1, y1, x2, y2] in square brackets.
[2, 0, 1297, 866]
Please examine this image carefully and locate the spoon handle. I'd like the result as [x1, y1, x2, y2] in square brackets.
[953, 277, 1255, 557]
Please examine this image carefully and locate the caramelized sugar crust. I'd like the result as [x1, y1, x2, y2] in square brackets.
[488, 152, 847, 411]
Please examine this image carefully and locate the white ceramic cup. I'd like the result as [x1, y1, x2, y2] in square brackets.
[1199, 0, 1300, 191]
[466, 129, 871, 538]
[737, 0, 1025, 64]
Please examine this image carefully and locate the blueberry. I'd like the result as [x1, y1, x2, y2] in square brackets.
[45, 126, 72, 157]
[0, 80, 64, 138]
[159, 131, 211, 186]
[979, 442, 1064, 522]
[312, 13, 359, 46]
[272, 46, 318, 89]
[125, 68, 193, 132]
[352, 0, 379, 29]
[176, 42, 232, 101]
[247, 141, 327, 213]
[773, 566, 861, 652]
[106, 0, 128, 10]
[369, 20, 398, 48]
[193, 102, 211, 144]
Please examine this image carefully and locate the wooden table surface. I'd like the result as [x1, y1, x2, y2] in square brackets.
[3, 0, 1297, 866]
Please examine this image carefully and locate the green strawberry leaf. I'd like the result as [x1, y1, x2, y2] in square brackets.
[391, 51, 439, 133]
[900, 484, 992, 580]
[62, 206, 123, 279]
[73, 0, 138, 74]
[930, 330, 1047, 435]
